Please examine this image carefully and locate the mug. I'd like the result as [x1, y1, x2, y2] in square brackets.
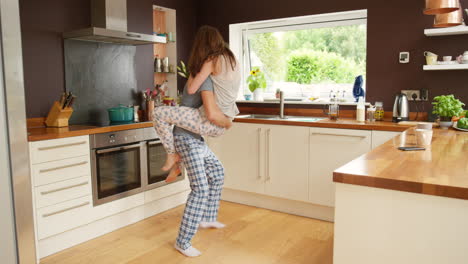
[416, 129, 433, 146]
[459, 54, 468, 64]
[424, 51, 438, 65]
[443, 56, 452, 62]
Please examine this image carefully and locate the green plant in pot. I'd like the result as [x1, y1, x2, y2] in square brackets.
[432, 95, 465, 129]
[247, 68, 267, 101]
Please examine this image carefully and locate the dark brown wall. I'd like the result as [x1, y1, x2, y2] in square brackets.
[20, 0, 468, 117]
[197, 0, 468, 111]
[20, 0, 197, 118]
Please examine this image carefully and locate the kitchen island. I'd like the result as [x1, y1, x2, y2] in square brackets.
[333, 128, 468, 264]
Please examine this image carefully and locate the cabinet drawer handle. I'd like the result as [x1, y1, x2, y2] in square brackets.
[40, 181, 89, 195]
[311, 133, 366, 139]
[257, 128, 262, 180]
[42, 201, 90, 218]
[37, 141, 87, 151]
[266, 129, 271, 182]
[39, 161, 88, 173]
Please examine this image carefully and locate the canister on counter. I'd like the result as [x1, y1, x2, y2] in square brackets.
[374, 101, 384, 121]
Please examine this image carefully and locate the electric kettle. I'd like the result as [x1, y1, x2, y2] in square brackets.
[392, 93, 409, 123]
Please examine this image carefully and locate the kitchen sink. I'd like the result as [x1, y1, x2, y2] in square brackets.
[237, 114, 279, 120]
[236, 114, 325, 122]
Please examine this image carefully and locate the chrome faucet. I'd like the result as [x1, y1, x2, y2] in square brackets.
[279, 91, 285, 119]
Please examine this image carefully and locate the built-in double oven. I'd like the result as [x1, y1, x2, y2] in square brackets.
[90, 127, 184, 206]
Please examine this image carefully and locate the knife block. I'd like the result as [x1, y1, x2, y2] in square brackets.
[45, 101, 73, 128]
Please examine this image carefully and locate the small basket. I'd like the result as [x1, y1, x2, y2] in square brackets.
[45, 101, 73, 128]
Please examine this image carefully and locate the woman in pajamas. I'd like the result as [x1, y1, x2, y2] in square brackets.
[171, 77, 231, 257]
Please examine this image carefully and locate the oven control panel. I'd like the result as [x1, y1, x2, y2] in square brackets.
[90, 127, 158, 149]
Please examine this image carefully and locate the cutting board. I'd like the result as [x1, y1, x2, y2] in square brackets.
[397, 121, 439, 127]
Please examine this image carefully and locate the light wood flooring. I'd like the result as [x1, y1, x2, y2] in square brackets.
[41, 201, 334, 264]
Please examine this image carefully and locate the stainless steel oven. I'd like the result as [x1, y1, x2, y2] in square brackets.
[146, 139, 184, 190]
[90, 127, 184, 205]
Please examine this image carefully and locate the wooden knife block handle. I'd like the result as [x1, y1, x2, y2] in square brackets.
[45, 101, 73, 128]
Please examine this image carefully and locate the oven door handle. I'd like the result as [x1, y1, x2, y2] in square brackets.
[122, 143, 142, 150]
[148, 140, 162, 145]
[96, 146, 123, 154]
[96, 143, 142, 154]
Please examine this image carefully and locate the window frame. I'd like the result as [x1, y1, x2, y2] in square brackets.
[229, 9, 368, 102]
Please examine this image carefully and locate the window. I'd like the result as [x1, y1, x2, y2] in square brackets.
[230, 10, 367, 103]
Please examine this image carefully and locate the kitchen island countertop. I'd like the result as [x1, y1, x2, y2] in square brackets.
[333, 128, 468, 200]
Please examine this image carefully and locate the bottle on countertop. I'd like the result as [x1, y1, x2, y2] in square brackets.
[367, 105, 376, 122]
[356, 96, 365, 123]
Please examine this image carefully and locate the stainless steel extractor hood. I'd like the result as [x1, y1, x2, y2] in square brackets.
[63, 0, 166, 45]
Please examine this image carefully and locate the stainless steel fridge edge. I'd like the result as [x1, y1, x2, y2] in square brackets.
[0, 0, 37, 263]
[0, 21, 18, 264]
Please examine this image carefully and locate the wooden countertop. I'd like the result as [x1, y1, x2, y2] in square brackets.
[334, 128, 468, 200]
[29, 117, 409, 142]
[28, 122, 154, 141]
[234, 117, 409, 132]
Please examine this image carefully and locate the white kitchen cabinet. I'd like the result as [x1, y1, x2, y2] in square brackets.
[208, 123, 265, 194]
[209, 123, 309, 202]
[309, 127, 371, 207]
[263, 125, 309, 202]
[30, 136, 90, 164]
[36, 195, 93, 239]
[34, 175, 91, 209]
[209, 123, 404, 209]
[31, 155, 91, 187]
[371, 131, 401, 149]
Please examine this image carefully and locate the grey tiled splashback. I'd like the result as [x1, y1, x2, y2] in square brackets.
[65, 40, 138, 126]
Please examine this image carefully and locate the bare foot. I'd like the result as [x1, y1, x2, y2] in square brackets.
[165, 164, 181, 183]
[162, 153, 180, 171]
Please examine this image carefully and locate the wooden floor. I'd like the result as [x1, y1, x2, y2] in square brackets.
[41, 201, 334, 264]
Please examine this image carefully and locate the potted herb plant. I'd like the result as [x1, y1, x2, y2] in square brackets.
[247, 68, 267, 101]
[432, 95, 465, 129]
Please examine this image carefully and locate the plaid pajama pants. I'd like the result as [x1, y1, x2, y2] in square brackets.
[174, 134, 225, 250]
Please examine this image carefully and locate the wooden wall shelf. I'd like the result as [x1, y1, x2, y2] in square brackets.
[153, 5, 177, 97]
[424, 25, 468, 36]
[423, 64, 468, 71]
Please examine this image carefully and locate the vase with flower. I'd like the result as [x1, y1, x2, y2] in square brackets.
[247, 68, 267, 101]
[142, 87, 160, 121]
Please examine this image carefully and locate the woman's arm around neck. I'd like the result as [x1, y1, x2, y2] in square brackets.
[187, 60, 214, 95]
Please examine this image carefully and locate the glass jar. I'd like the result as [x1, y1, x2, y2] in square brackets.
[374, 102, 384, 121]
[367, 107, 376, 122]
[329, 103, 339, 120]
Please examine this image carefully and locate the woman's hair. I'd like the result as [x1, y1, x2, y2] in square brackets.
[188, 25, 236, 77]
